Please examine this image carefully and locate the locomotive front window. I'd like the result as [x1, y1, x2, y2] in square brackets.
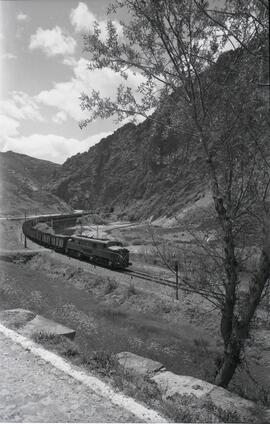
[107, 241, 123, 247]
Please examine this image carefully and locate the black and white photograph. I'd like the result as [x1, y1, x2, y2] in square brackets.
[0, 0, 269, 422]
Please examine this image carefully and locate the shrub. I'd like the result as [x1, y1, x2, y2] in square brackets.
[81, 349, 118, 376]
[102, 308, 127, 321]
[131, 238, 142, 246]
[103, 278, 118, 294]
[32, 331, 80, 357]
[32, 330, 58, 344]
[126, 282, 137, 296]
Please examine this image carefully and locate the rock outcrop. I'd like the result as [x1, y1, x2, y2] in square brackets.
[50, 121, 207, 221]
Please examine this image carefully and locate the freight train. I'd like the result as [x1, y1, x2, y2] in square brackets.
[22, 214, 130, 269]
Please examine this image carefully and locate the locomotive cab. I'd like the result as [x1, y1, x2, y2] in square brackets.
[107, 242, 130, 268]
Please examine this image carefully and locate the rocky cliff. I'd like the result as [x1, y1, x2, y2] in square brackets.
[50, 120, 208, 221]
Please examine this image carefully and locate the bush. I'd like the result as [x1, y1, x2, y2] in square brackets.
[131, 238, 142, 246]
[81, 349, 118, 376]
[102, 308, 127, 321]
[126, 282, 137, 296]
[162, 394, 243, 423]
[77, 214, 108, 226]
[32, 331, 80, 357]
[32, 330, 58, 344]
[103, 278, 118, 294]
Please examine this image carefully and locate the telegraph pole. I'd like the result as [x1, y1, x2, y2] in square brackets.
[24, 211, 27, 248]
[175, 261, 179, 300]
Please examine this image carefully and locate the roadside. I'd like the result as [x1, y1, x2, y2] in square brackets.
[0, 323, 164, 423]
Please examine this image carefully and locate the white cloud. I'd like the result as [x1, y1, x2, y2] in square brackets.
[1, 53, 17, 60]
[62, 56, 77, 67]
[36, 77, 87, 122]
[36, 57, 145, 122]
[17, 12, 29, 22]
[70, 2, 123, 39]
[52, 111, 67, 124]
[1, 131, 111, 163]
[0, 91, 43, 122]
[29, 26, 76, 57]
[0, 115, 20, 142]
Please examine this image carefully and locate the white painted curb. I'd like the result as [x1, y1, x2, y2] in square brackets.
[0, 323, 166, 423]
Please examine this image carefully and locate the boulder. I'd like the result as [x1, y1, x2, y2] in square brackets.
[115, 351, 266, 423]
[0, 308, 36, 329]
[22, 315, 76, 340]
[115, 351, 165, 378]
[0, 309, 76, 340]
[151, 371, 261, 423]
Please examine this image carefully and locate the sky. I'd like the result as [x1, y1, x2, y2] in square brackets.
[0, 0, 142, 163]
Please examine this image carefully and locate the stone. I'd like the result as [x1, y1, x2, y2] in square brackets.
[115, 352, 266, 422]
[115, 352, 165, 378]
[151, 372, 214, 398]
[22, 315, 76, 340]
[0, 309, 76, 340]
[0, 309, 36, 329]
[151, 371, 259, 422]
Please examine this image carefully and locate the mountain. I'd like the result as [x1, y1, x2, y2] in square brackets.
[49, 120, 208, 221]
[49, 40, 268, 223]
[0, 151, 72, 216]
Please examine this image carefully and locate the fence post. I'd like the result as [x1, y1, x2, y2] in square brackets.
[175, 261, 179, 300]
[24, 211, 27, 248]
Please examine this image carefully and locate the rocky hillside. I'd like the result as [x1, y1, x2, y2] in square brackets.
[50, 121, 208, 221]
[49, 38, 268, 222]
[0, 151, 72, 216]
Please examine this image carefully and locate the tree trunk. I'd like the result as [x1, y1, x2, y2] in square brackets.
[216, 247, 270, 387]
[215, 330, 243, 387]
[213, 196, 238, 347]
[213, 200, 270, 387]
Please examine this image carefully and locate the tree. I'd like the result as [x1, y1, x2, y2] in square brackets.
[79, 0, 269, 387]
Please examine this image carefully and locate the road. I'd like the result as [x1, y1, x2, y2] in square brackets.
[0, 325, 165, 423]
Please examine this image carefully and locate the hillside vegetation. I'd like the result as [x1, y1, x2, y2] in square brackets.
[0, 151, 72, 216]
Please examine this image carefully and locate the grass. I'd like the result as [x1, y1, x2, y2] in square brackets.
[30, 331, 247, 423]
[125, 282, 137, 297]
[101, 308, 127, 321]
[103, 277, 118, 294]
[160, 394, 244, 423]
[32, 331, 80, 358]
[2, 253, 269, 411]
[31, 330, 118, 376]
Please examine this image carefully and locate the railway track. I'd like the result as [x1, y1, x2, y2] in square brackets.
[22, 212, 181, 292]
[66, 254, 178, 290]
[123, 268, 177, 288]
